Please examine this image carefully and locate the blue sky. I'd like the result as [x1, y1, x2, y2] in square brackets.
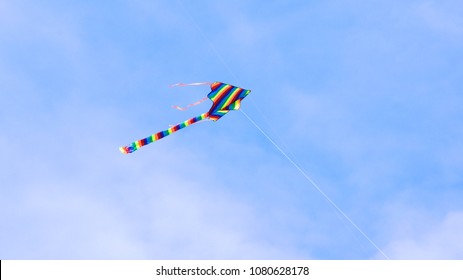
[1, 0, 462, 259]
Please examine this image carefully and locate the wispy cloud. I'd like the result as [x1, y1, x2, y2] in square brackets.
[1, 0, 462, 260]
[385, 208, 463, 259]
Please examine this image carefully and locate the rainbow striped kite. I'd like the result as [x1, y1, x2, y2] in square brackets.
[120, 81, 251, 154]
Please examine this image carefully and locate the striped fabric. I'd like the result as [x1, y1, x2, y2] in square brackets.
[120, 82, 251, 154]
[207, 82, 251, 121]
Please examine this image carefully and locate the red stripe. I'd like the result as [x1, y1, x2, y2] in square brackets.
[210, 81, 221, 91]
[211, 84, 232, 105]
[224, 88, 242, 108]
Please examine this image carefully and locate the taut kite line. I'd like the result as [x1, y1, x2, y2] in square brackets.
[120, 81, 251, 154]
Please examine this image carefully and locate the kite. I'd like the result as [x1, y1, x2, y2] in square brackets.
[119, 81, 251, 154]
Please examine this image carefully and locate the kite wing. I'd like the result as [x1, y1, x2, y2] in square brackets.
[207, 82, 251, 121]
[119, 81, 251, 154]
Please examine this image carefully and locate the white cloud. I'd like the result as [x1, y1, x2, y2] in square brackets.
[2, 0, 463, 260]
[0, 90, 311, 259]
[386, 211, 463, 259]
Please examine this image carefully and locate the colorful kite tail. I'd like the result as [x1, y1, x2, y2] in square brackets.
[119, 112, 210, 154]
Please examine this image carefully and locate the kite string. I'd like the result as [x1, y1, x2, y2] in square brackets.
[240, 109, 390, 260]
[176, 0, 389, 260]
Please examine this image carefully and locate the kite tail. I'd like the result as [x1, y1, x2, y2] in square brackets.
[169, 82, 212, 111]
[172, 97, 209, 111]
[169, 82, 212, 88]
[119, 112, 210, 154]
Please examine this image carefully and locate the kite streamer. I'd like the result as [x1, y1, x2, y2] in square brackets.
[120, 81, 251, 154]
[172, 96, 209, 111]
[169, 82, 212, 87]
